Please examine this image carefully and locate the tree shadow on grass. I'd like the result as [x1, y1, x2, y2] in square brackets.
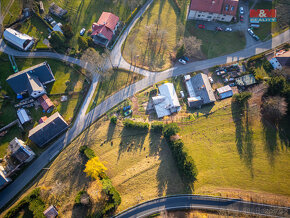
[148, 131, 162, 156]
[107, 122, 116, 142]
[117, 128, 147, 160]
[156, 138, 190, 196]
[231, 101, 255, 177]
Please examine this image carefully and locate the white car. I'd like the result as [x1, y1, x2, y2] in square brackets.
[225, 27, 232, 32]
[178, 59, 186, 64]
[208, 76, 214, 84]
[247, 28, 254, 36]
[180, 91, 185, 98]
[80, 28, 86, 36]
[239, 7, 244, 15]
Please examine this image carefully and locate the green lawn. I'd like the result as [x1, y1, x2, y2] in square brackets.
[86, 69, 144, 113]
[16, 15, 49, 49]
[3, 0, 22, 26]
[0, 53, 89, 158]
[41, 0, 138, 50]
[122, 0, 186, 71]
[185, 21, 246, 59]
[179, 101, 290, 198]
[1, 0, 10, 13]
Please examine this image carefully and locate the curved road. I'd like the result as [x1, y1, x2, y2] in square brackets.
[114, 195, 290, 217]
[0, 0, 289, 212]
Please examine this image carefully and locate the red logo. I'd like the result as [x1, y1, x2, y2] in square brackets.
[250, 9, 276, 18]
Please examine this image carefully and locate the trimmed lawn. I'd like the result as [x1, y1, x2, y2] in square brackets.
[122, 0, 185, 71]
[16, 15, 50, 49]
[185, 21, 246, 59]
[0, 53, 89, 158]
[3, 0, 22, 26]
[179, 100, 290, 200]
[87, 69, 144, 113]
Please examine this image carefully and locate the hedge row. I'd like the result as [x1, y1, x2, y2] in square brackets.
[151, 121, 164, 132]
[123, 119, 149, 130]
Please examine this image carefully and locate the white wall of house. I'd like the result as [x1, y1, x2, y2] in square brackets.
[31, 90, 46, 98]
[188, 10, 233, 22]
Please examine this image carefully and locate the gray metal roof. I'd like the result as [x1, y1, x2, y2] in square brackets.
[6, 62, 55, 94]
[190, 73, 216, 104]
[28, 112, 68, 147]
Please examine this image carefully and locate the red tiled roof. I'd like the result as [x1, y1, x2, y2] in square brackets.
[38, 94, 54, 112]
[221, 0, 239, 16]
[91, 12, 119, 41]
[39, 116, 48, 124]
[190, 0, 224, 14]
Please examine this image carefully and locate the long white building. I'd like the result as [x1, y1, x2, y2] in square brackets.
[3, 28, 34, 51]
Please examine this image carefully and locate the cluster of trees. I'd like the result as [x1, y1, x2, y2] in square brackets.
[162, 123, 198, 183]
[176, 36, 203, 59]
[123, 119, 149, 130]
[4, 188, 45, 218]
[49, 24, 73, 51]
[78, 36, 94, 51]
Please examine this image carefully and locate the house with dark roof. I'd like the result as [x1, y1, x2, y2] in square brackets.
[184, 73, 216, 108]
[8, 137, 35, 164]
[6, 62, 55, 98]
[28, 112, 68, 147]
[188, 0, 239, 22]
[91, 12, 120, 47]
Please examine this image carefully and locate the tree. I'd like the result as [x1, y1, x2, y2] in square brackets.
[176, 45, 185, 59]
[163, 123, 180, 138]
[62, 24, 73, 39]
[49, 31, 66, 50]
[110, 115, 117, 124]
[78, 36, 88, 50]
[232, 92, 252, 105]
[84, 156, 107, 180]
[262, 96, 287, 123]
[267, 76, 287, 96]
[184, 36, 203, 58]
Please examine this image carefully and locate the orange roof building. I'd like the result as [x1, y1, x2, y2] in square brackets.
[38, 94, 54, 113]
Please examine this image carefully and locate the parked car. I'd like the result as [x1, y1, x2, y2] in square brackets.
[123, 105, 131, 112]
[216, 27, 223, 31]
[229, 83, 236, 87]
[253, 34, 260, 41]
[239, 6, 244, 14]
[124, 109, 132, 117]
[224, 78, 229, 83]
[208, 76, 214, 84]
[180, 91, 185, 98]
[51, 21, 57, 27]
[216, 70, 226, 76]
[247, 28, 254, 36]
[178, 59, 186, 64]
[229, 77, 235, 82]
[250, 24, 260, 28]
[215, 67, 225, 72]
[198, 24, 205, 29]
[181, 56, 189, 62]
[80, 28, 86, 36]
[240, 15, 244, 22]
[45, 16, 53, 23]
[225, 27, 232, 32]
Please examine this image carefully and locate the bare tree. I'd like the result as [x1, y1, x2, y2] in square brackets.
[183, 36, 203, 59]
[261, 96, 287, 123]
[80, 48, 107, 76]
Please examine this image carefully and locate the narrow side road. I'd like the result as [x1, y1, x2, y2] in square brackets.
[114, 195, 289, 218]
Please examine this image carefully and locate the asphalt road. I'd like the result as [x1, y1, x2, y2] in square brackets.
[0, 0, 289, 212]
[114, 195, 290, 217]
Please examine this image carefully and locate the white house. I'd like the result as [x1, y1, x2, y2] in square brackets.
[8, 137, 35, 164]
[152, 83, 181, 118]
[52, 23, 63, 34]
[3, 28, 34, 51]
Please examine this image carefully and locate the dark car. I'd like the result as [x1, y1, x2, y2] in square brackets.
[216, 27, 223, 31]
[198, 24, 205, 29]
[181, 56, 189, 62]
[240, 15, 244, 22]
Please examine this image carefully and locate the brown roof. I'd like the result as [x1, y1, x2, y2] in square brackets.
[43, 205, 58, 218]
[190, 0, 238, 15]
[38, 94, 54, 112]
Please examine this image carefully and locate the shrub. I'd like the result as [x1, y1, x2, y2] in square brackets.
[79, 145, 88, 154]
[267, 76, 287, 96]
[49, 31, 66, 50]
[163, 123, 180, 138]
[62, 24, 73, 39]
[101, 178, 121, 210]
[232, 92, 252, 105]
[151, 121, 164, 132]
[87, 37, 95, 47]
[84, 147, 95, 159]
[78, 36, 88, 50]
[123, 119, 149, 130]
[75, 190, 87, 204]
[110, 116, 117, 124]
[263, 60, 274, 73]
[84, 156, 107, 179]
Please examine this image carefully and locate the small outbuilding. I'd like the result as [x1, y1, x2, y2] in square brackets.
[28, 112, 68, 147]
[235, 74, 256, 87]
[3, 28, 34, 51]
[8, 137, 35, 164]
[38, 94, 54, 113]
[217, 85, 233, 99]
[43, 205, 58, 218]
[49, 3, 67, 18]
[17, 108, 31, 124]
[52, 23, 63, 34]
